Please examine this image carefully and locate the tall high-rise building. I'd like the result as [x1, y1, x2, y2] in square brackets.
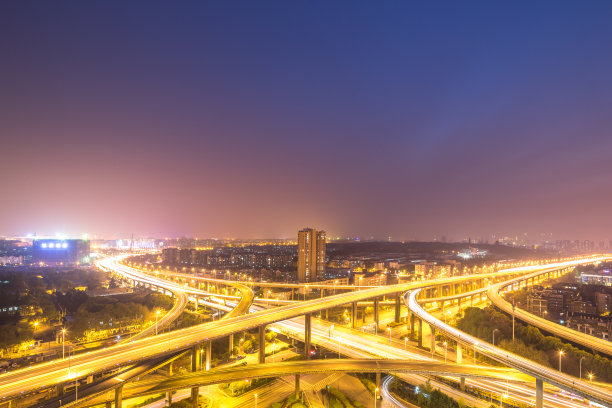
[297, 228, 326, 282]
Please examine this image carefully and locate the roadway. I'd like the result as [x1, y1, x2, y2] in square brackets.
[0, 255, 607, 402]
[62, 359, 531, 407]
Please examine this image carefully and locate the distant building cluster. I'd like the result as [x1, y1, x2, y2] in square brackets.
[527, 282, 612, 340]
[0, 238, 90, 266]
[161, 246, 294, 270]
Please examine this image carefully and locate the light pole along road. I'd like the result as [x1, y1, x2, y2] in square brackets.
[0, 255, 607, 402]
[406, 264, 612, 408]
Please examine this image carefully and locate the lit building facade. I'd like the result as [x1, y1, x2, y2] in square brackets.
[297, 228, 326, 282]
[32, 239, 91, 265]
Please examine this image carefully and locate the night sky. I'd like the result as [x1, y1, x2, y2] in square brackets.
[2, 1, 612, 241]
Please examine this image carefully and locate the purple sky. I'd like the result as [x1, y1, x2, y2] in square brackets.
[1, 1, 612, 240]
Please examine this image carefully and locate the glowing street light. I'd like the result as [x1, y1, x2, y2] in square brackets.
[558, 350, 564, 372]
[500, 393, 508, 407]
[387, 327, 392, 344]
[329, 324, 334, 338]
[62, 329, 66, 360]
[254, 393, 258, 408]
[374, 387, 379, 408]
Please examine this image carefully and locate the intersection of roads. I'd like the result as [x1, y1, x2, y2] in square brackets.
[1, 255, 611, 408]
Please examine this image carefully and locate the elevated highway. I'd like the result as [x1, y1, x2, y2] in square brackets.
[52, 360, 533, 408]
[0, 256, 606, 402]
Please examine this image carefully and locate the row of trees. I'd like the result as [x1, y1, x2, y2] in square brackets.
[390, 379, 475, 408]
[457, 306, 612, 382]
[68, 292, 173, 340]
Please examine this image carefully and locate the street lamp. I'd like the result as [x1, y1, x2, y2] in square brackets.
[374, 387, 379, 408]
[558, 350, 564, 372]
[254, 393, 258, 408]
[239, 338, 244, 355]
[329, 324, 334, 338]
[387, 327, 392, 344]
[492, 329, 499, 346]
[62, 329, 66, 360]
[588, 373, 593, 382]
[155, 310, 161, 335]
[579, 356, 585, 380]
[500, 393, 508, 408]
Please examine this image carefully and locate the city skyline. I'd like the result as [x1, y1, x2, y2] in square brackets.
[2, 2, 612, 240]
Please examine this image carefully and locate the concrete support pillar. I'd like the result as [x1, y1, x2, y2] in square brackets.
[229, 333, 234, 356]
[259, 325, 266, 364]
[115, 384, 123, 408]
[460, 376, 465, 391]
[430, 324, 436, 354]
[417, 318, 423, 348]
[295, 374, 301, 399]
[168, 361, 173, 376]
[373, 297, 379, 333]
[394, 294, 401, 323]
[351, 302, 357, 329]
[410, 313, 415, 340]
[87, 375, 93, 384]
[535, 378, 543, 408]
[192, 345, 200, 371]
[191, 387, 199, 408]
[457, 297, 462, 312]
[304, 313, 312, 359]
[375, 371, 381, 398]
[456, 344, 462, 364]
[57, 381, 68, 397]
[206, 341, 211, 371]
[191, 344, 200, 408]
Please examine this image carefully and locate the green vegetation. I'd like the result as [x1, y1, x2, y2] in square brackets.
[325, 387, 365, 408]
[0, 267, 175, 352]
[69, 292, 172, 340]
[270, 394, 308, 408]
[390, 379, 476, 408]
[219, 377, 275, 397]
[354, 373, 377, 395]
[168, 396, 211, 408]
[457, 306, 612, 382]
[0, 269, 106, 352]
